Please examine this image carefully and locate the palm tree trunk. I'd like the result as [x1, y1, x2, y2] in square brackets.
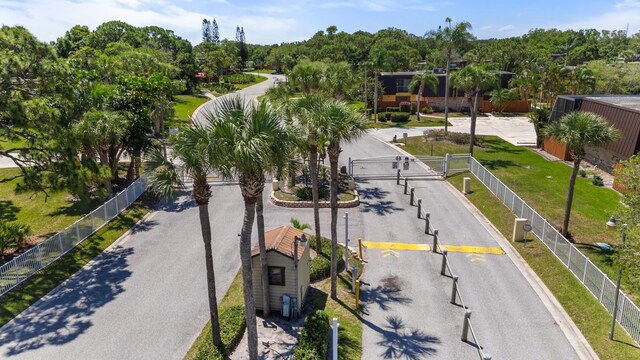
[444, 55, 451, 134]
[240, 198, 259, 360]
[198, 203, 223, 349]
[373, 73, 379, 123]
[469, 92, 479, 156]
[256, 193, 271, 317]
[329, 149, 339, 300]
[309, 144, 322, 251]
[562, 160, 581, 238]
[416, 83, 422, 122]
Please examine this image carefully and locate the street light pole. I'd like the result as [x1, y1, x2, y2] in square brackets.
[607, 217, 627, 340]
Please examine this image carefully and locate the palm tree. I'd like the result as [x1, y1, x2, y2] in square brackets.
[204, 96, 289, 360]
[409, 71, 439, 121]
[451, 65, 496, 155]
[320, 99, 368, 299]
[489, 88, 518, 114]
[145, 125, 223, 350]
[431, 17, 474, 134]
[289, 61, 326, 94]
[544, 112, 619, 238]
[323, 62, 353, 100]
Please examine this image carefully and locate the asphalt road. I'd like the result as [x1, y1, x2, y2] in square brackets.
[340, 134, 582, 359]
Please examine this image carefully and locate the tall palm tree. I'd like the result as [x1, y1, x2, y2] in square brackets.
[431, 18, 474, 134]
[204, 96, 289, 360]
[320, 99, 368, 299]
[289, 61, 326, 94]
[544, 112, 619, 238]
[145, 125, 223, 350]
[451, 65, 496, 155]
[409, 71, 439, 121]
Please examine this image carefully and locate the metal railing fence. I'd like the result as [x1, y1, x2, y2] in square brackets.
[468, 157, 640, 345]
[0, 177, 147, 297]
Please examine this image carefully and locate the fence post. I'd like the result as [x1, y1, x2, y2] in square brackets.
[425, 214, 431, 235]
[567, 244, 573, 267]
[440, 249, 448, 275]
[396, 169, 401, 185]
[417, 199, 422, 219]
[57, 233, 64, 254]
[450, 275, 459, 304]
[461, 310, 472, 341]
[582, 258, 588, 283]
[75, 223, 81, 245]
[358, 238, 363, 260]
[404, 178, 408, 194]
[125, 188, 130, 206]
[553, 233, 558, 254]
[599, 276, 607, 302]
[332, 318, 339, 360]
[410, 188, 415, 205]
[432, 230, 439, 253]
[114, 195, 119, 216]
[348, 157, 352, 177]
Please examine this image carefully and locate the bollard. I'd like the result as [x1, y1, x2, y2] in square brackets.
[482, 353, 492, 360]
[355, 280, 361, 308]
[358, 238, 363, 259]
[461, 310, 472, 341]
[410, 188, 415, 205]
[417, 199, 422, 219]
[404, 178, 408, 194]
[440, 248, 448, 275]
[425, 213, 431, 234]
[396, 169, 401, 185]
[332, 318, 339, 360]
[432, 229, 439, 253]
[450, 275, 459, 304]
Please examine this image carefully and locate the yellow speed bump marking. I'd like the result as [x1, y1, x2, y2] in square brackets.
[361, 241, 430, 251]
[382, 249, 400, 258]
[442, 245, 505, 255]
[466, 254, 486, 262]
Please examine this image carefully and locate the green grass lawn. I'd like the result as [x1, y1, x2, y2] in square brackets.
[0, 168, 105, 240]
[249, 69, 276, 74]
[403, 136, 635, 296]
[0, 201, 150, 327]
[234, 75, 267, 90]
[446, 173, 640, 359]
[369, 115, 450, 129]
[166, 94, 210, 129]
[0, 137, 27, 151]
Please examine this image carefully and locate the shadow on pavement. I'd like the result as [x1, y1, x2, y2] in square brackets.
[358, 187, 390, 200]
[0, 246, 134, 356]
[376, 315, 440, 359]
[360, 200, 404, 216]
[156, 191, 197, 213]
[361, 275, 412, 313]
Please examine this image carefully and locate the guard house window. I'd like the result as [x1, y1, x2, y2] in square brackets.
[268, 266, 285, 286]
[396, 79, 411, 92]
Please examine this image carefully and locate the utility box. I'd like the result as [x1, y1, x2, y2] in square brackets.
[272, 179, 279, 191]
[463, 177, 471, 194]
[512, 218, 527, 242]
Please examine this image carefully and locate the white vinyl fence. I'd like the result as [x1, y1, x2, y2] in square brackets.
[0, 177, 147, 297]
[469, 157, 640, 345]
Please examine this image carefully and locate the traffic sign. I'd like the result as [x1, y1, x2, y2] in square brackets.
[523, 223, 532, 232]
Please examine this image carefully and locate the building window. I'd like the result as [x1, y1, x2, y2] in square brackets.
[268, 266, 286, 286]
[396, 96, 410, 102]
[396, 79, 411, 92]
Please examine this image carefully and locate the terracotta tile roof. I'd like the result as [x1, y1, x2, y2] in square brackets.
[251, 225, 313, 260]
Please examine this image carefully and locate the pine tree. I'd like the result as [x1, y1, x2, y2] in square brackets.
[202, 19, 211, 42]
[211, 19, 220, 44]
[236, 26, 249, 69]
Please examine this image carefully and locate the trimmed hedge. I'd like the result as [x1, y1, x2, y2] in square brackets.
[390, 112, 410, 122]
[193, 305, 246, 360]
[385, 106, 400, 112]
[295, 310, 330, 360]
[309, 237, 345, 282]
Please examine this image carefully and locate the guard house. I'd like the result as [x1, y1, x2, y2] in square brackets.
[251, 226, 315, 315]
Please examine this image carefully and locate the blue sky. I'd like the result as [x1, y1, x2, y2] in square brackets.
[1, 0, 639, 45]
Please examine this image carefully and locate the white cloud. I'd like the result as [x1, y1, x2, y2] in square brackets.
[616, 0, 640, 9]
[498, 24, 515, 31]
[559, 7, 640, 33]
[0, 0, 298, 44]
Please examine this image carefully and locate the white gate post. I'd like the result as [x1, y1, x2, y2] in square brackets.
[332, 317, 339, 360]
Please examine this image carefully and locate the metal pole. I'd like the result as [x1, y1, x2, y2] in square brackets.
[450, 275, 459, 304]
[461, 310, 472, 341]
[348, 157, 352, 177]
[404, 178, 408, 194]
[351, 264, 358, 293]
[432, 229, 439, 253]
[344, 212, 349, 269]
[397, 169, 401, 185]
[417, 199, 422, 219]
[425, 213, 431, 235]
[332, 318, 339, 360]
[364, 63, 367, 115]
[609, 225, 627, 340]
[410, 188, 415, 205]
[440, 249, 448, 275]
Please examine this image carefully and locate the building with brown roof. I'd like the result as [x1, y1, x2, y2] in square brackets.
[251, 226, 315, 315]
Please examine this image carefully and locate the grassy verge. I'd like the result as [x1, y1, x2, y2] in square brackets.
[0, 168, 105, 240]
[273, 189, 356, 202]
[249, 69, 276, 74]
[369, 115, 450, 129]
[234, 75, 267, 90]
[0, 200, 151, 327]
[446, 172, 640, 359]
[167, 94, 210, 128]
[183, 270, 246, 360]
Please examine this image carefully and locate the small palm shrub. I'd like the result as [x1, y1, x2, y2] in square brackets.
[295, 310, 330, 360]
[0, 223, 30, 255]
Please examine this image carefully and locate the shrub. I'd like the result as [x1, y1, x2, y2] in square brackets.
[421, 106, 434, 114]
[193, 305, 246, 360]
[592, 175, 604, 186]
[295, 186, 328, 200]
[222, 73, 256, 84]
[390, 112, 410, 122]
[422, 129, 484, 146]
[0, 223, 30, 254]
[424, 129, 446, 141]
[295, 310, 330, 360]
[309, 237, 344, 282]
[399, 101, 411, 112]
[376, 112, 390, 122]
[386, 106, 400, 112]
[579, 169, 587, 178]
